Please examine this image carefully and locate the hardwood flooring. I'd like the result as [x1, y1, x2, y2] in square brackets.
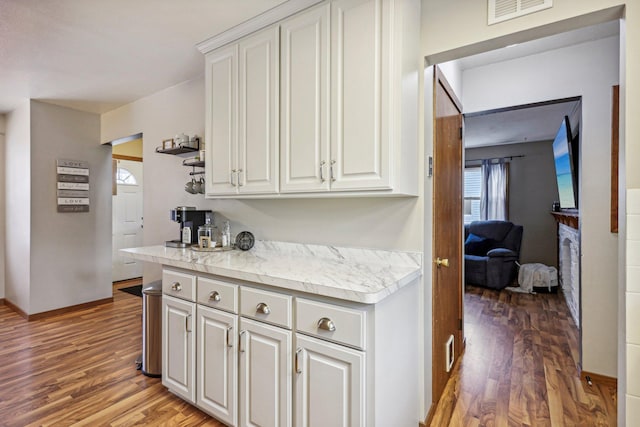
[429, 286, 617, 426]
[0, 281, 224, 427]
[0, 281, 617, 426]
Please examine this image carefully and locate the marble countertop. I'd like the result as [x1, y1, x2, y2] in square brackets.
[121, 241, 422, 304]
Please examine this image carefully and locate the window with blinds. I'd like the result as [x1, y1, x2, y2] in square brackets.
[464, 166, 482, 224]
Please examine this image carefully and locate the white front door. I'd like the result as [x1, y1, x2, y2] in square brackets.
[112, 159, 143, 282]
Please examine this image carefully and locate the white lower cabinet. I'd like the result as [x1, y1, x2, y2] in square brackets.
[294, 333, 365, 427]
[161, 267, 419, 427]
[162, 294, 196, 403]
[239, 317, 292, 427]
[197, 305, 238, 426]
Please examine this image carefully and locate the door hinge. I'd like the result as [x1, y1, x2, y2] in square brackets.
[458, 318, 463, 330]
[459, 127, 463, 140]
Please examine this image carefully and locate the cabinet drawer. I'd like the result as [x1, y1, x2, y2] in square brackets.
[163, 269, 196, 302]
[197, 276, 238, 313]
[295, 298, 366, 350]
[240, 287, 292, 329]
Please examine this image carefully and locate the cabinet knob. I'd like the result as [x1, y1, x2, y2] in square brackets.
[171, 282, 182, 291]
[317, 317, 336, 332]
[256, 302, 271, 315]
[209, 291, 221, 302]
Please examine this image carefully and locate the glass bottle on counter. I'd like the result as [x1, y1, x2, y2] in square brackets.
[222, 220, 231, 248]
[198, 217, 218, 248]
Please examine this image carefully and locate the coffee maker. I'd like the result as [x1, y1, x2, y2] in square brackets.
[166, 207, 213, 248]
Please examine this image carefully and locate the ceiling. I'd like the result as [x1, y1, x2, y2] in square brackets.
[0, 0, 288, 114]
[455, 21, 619, 148]
[0, 1, 620, 136]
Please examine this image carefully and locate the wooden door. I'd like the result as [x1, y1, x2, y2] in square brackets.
[162, 295, 195, 403]
[330, 0, 391, 191]
[196, 305, 238, 426]
[294, 334, 365, 427]
[280, 4, 330, 193]
[432, 66, 464, 404]
[238, 26, 280, 194]
[205, 44, 238, 195]
[239, 318, 292, 427]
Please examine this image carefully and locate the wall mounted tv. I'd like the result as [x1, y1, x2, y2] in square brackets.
[552, 115, 579, 209]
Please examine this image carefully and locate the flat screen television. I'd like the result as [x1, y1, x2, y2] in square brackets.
[552, 115, 578, 209]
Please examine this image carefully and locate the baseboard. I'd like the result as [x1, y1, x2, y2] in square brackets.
[5, 297, 114, 321]
[421, 406, 436, 427]
[581, 370, 617, 389]
[4, 299, 28, 319]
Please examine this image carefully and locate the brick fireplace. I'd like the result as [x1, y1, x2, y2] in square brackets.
[552, 212, 580, 327]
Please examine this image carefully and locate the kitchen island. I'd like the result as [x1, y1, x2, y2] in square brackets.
[122, 241, 422, 427]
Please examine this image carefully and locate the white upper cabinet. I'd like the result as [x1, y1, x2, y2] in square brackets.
[205, 26, 279, 196]
[238, 27, 280, 194]
[330, 0, 390, 192]
[280, 4, 330, 193]
[205, 44, 238, 195]
[201, 0, 419, 198]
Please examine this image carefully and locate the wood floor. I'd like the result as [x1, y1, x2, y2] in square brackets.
[0, 282, 617, 426]
[0, 280, 224, 427]
[429, 285, 617, 426]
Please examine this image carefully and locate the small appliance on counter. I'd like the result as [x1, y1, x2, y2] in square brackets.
[166, 207, 212, 248]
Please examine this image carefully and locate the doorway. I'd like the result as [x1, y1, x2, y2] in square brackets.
[111, 134, 144, 282]
[428, 19, 621, 418]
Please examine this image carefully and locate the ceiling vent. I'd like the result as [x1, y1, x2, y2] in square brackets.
[488, 0, 552, 25]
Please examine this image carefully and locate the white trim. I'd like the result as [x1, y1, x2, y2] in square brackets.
[196, 0, 324, 54]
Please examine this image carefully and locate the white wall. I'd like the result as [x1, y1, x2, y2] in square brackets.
[101, 78, 208, 281]
[461, 36, 619, 378]
[437, 60, 462, 99]
[0, 114, 5, 300]
[4, 100, 31, 312]
[28, 101, 112, 314]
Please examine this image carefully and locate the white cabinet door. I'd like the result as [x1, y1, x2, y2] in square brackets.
[205, 44, 239, 196]
[162, 295, 195, 403]
[280, 4, 330, 193]
[331, 0, 391, 191]
[239, 318, 292, 427]
[294, 334, 365, 427]
[238, 26, 280, 194]
[196, 305, 238, 426]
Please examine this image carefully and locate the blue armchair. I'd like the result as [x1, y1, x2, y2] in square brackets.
[464, 220, 523, 290]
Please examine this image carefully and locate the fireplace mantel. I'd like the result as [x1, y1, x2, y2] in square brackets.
[551, 211, 579, 230]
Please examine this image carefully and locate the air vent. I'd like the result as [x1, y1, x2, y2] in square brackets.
[488, 0, 552, 25]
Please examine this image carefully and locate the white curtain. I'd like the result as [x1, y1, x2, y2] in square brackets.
[480, 160, 508, 220]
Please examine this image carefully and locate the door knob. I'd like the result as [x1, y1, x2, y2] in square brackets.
[435, 258, 450, 268]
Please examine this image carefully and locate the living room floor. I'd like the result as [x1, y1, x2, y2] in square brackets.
[430, 285, 617, 426]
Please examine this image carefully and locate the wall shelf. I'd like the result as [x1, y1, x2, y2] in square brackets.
[551, 211, 579, 230]
[183, 159, 205, 168]
[156, 145, 199, 155]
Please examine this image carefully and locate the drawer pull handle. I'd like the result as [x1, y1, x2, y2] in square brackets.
[226, 326, 233, 348]
[317, 317, 336, 332]
[171, 282, 182, 292]
[209, 291, 221, 302]
[295, 348, 303, 374]
[239, 330, 246, 353]
[256, 302, 271, 315]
